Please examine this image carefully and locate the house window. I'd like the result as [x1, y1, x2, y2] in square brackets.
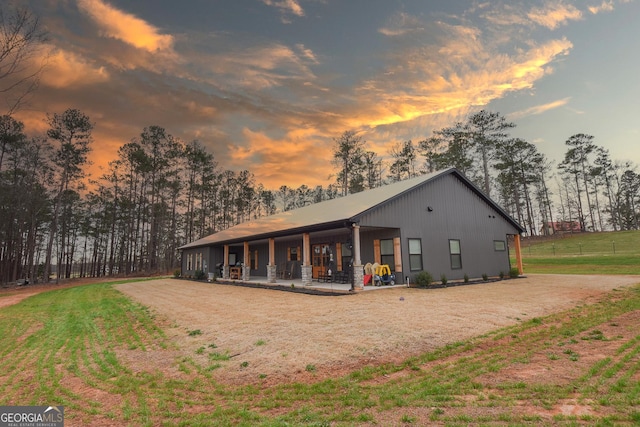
[186, 253, 193, 270]
[494, 240, 506, 251]
[380, 239, 394, 269]
[449, 239, 462, 269]
[195, 252, 202, 270]
[289, 247, 298, 261]
[408, 239, 423, 271]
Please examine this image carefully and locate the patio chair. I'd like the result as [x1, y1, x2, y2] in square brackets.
[278, 262, 289, 279]
[287, 261, 296, 279]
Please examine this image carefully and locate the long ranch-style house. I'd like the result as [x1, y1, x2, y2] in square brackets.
[179, 168, 525, 289]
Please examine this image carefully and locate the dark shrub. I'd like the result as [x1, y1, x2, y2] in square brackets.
[414, 271, 433, 288]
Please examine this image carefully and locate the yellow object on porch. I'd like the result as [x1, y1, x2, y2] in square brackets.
[374, 264, 391, 277]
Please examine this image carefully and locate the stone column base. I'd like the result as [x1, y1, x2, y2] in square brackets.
[267, 264, 277, 283]
[222, 265, 230, 280]
[353, 264, 364, 290]
[301, 265, 313, 286]
[242, 265, 250, 282]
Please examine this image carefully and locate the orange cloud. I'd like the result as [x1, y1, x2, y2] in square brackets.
[227, 128, 331, 188]
[589, 1, 615, 14]
[509, 97, 572, 119]
[509, 39, 572, 81]
[528, 4, 583, 29]
[77, 0, 174, 53]
[378, 12, 426, 37]
[196, 42, 318, 90]
[40, 48, 110, 88]
[345, 25, 573, 134]
[261, 0, 305, 18]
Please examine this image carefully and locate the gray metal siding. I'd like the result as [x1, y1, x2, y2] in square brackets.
[359, 174, 518, 280]
[181, 247, 213, 276]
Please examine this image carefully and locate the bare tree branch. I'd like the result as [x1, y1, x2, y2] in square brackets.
[0, 4, 48, 114]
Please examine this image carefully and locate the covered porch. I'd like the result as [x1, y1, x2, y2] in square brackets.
[218, 223, 387, 291]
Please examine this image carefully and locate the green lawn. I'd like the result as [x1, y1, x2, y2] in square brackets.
[1, 275, 640, 425]
[513, 230, 640, 274]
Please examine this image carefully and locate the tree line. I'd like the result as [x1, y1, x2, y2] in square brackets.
[0, 111, 286, 283]
[2, 108, 640, 284]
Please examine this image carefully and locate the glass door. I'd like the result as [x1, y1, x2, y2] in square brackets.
[312, 244, 331, 278]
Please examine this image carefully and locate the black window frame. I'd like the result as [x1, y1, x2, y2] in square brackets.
[494, 240, 506, 251]
[380, 238, 394, 270]
[408, 238, 423, 271]
[449, 239, 462, 270]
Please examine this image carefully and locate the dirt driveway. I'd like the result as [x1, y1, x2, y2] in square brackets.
[116, 274, 640, 386]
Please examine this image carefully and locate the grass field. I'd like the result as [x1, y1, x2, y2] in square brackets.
[1, 275, 640, 425]
[513, 230, 640, 275]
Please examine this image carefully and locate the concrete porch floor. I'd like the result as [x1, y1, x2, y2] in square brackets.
[212, 275, 406, 294]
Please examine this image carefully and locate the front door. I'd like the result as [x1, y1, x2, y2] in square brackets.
[312, 244, 332, 278]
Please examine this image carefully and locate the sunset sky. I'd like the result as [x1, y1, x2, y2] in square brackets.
[11, 0, 640, 189]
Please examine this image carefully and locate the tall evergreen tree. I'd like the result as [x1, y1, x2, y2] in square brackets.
[331, 130, 365, 196]
[617, 168, 640, 230]
[43, 108, 93, 282]
[559, 134, 597, 231]
[593, 147, 618, 231]
[466, 110, 515, 197]
[419, 122, 474, 177]
[388, 140, 416, 182]
[494, 138, 543, 235]
[362, 150, 383, 189]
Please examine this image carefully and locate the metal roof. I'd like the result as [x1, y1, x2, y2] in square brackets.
[179, 168, 524, 249]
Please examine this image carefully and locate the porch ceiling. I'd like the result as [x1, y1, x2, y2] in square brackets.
[220, 227, 397, 247]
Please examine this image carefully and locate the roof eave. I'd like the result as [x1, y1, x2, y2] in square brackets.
[179, 219, 353, 249]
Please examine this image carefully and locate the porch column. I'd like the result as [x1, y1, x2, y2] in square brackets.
[352, 224, 363, 290]
[301, 233, 312, 286]
[242, 241, 250, 281]
[267, 238, 276, 283]
[223, 245, 230, 279]
[514, 234, 524, 276]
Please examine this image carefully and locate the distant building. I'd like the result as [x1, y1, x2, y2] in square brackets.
[541, 221, 582, 235]
[179, 168, 525, 288]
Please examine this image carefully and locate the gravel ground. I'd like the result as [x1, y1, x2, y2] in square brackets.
[116, 274, 640, 385]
